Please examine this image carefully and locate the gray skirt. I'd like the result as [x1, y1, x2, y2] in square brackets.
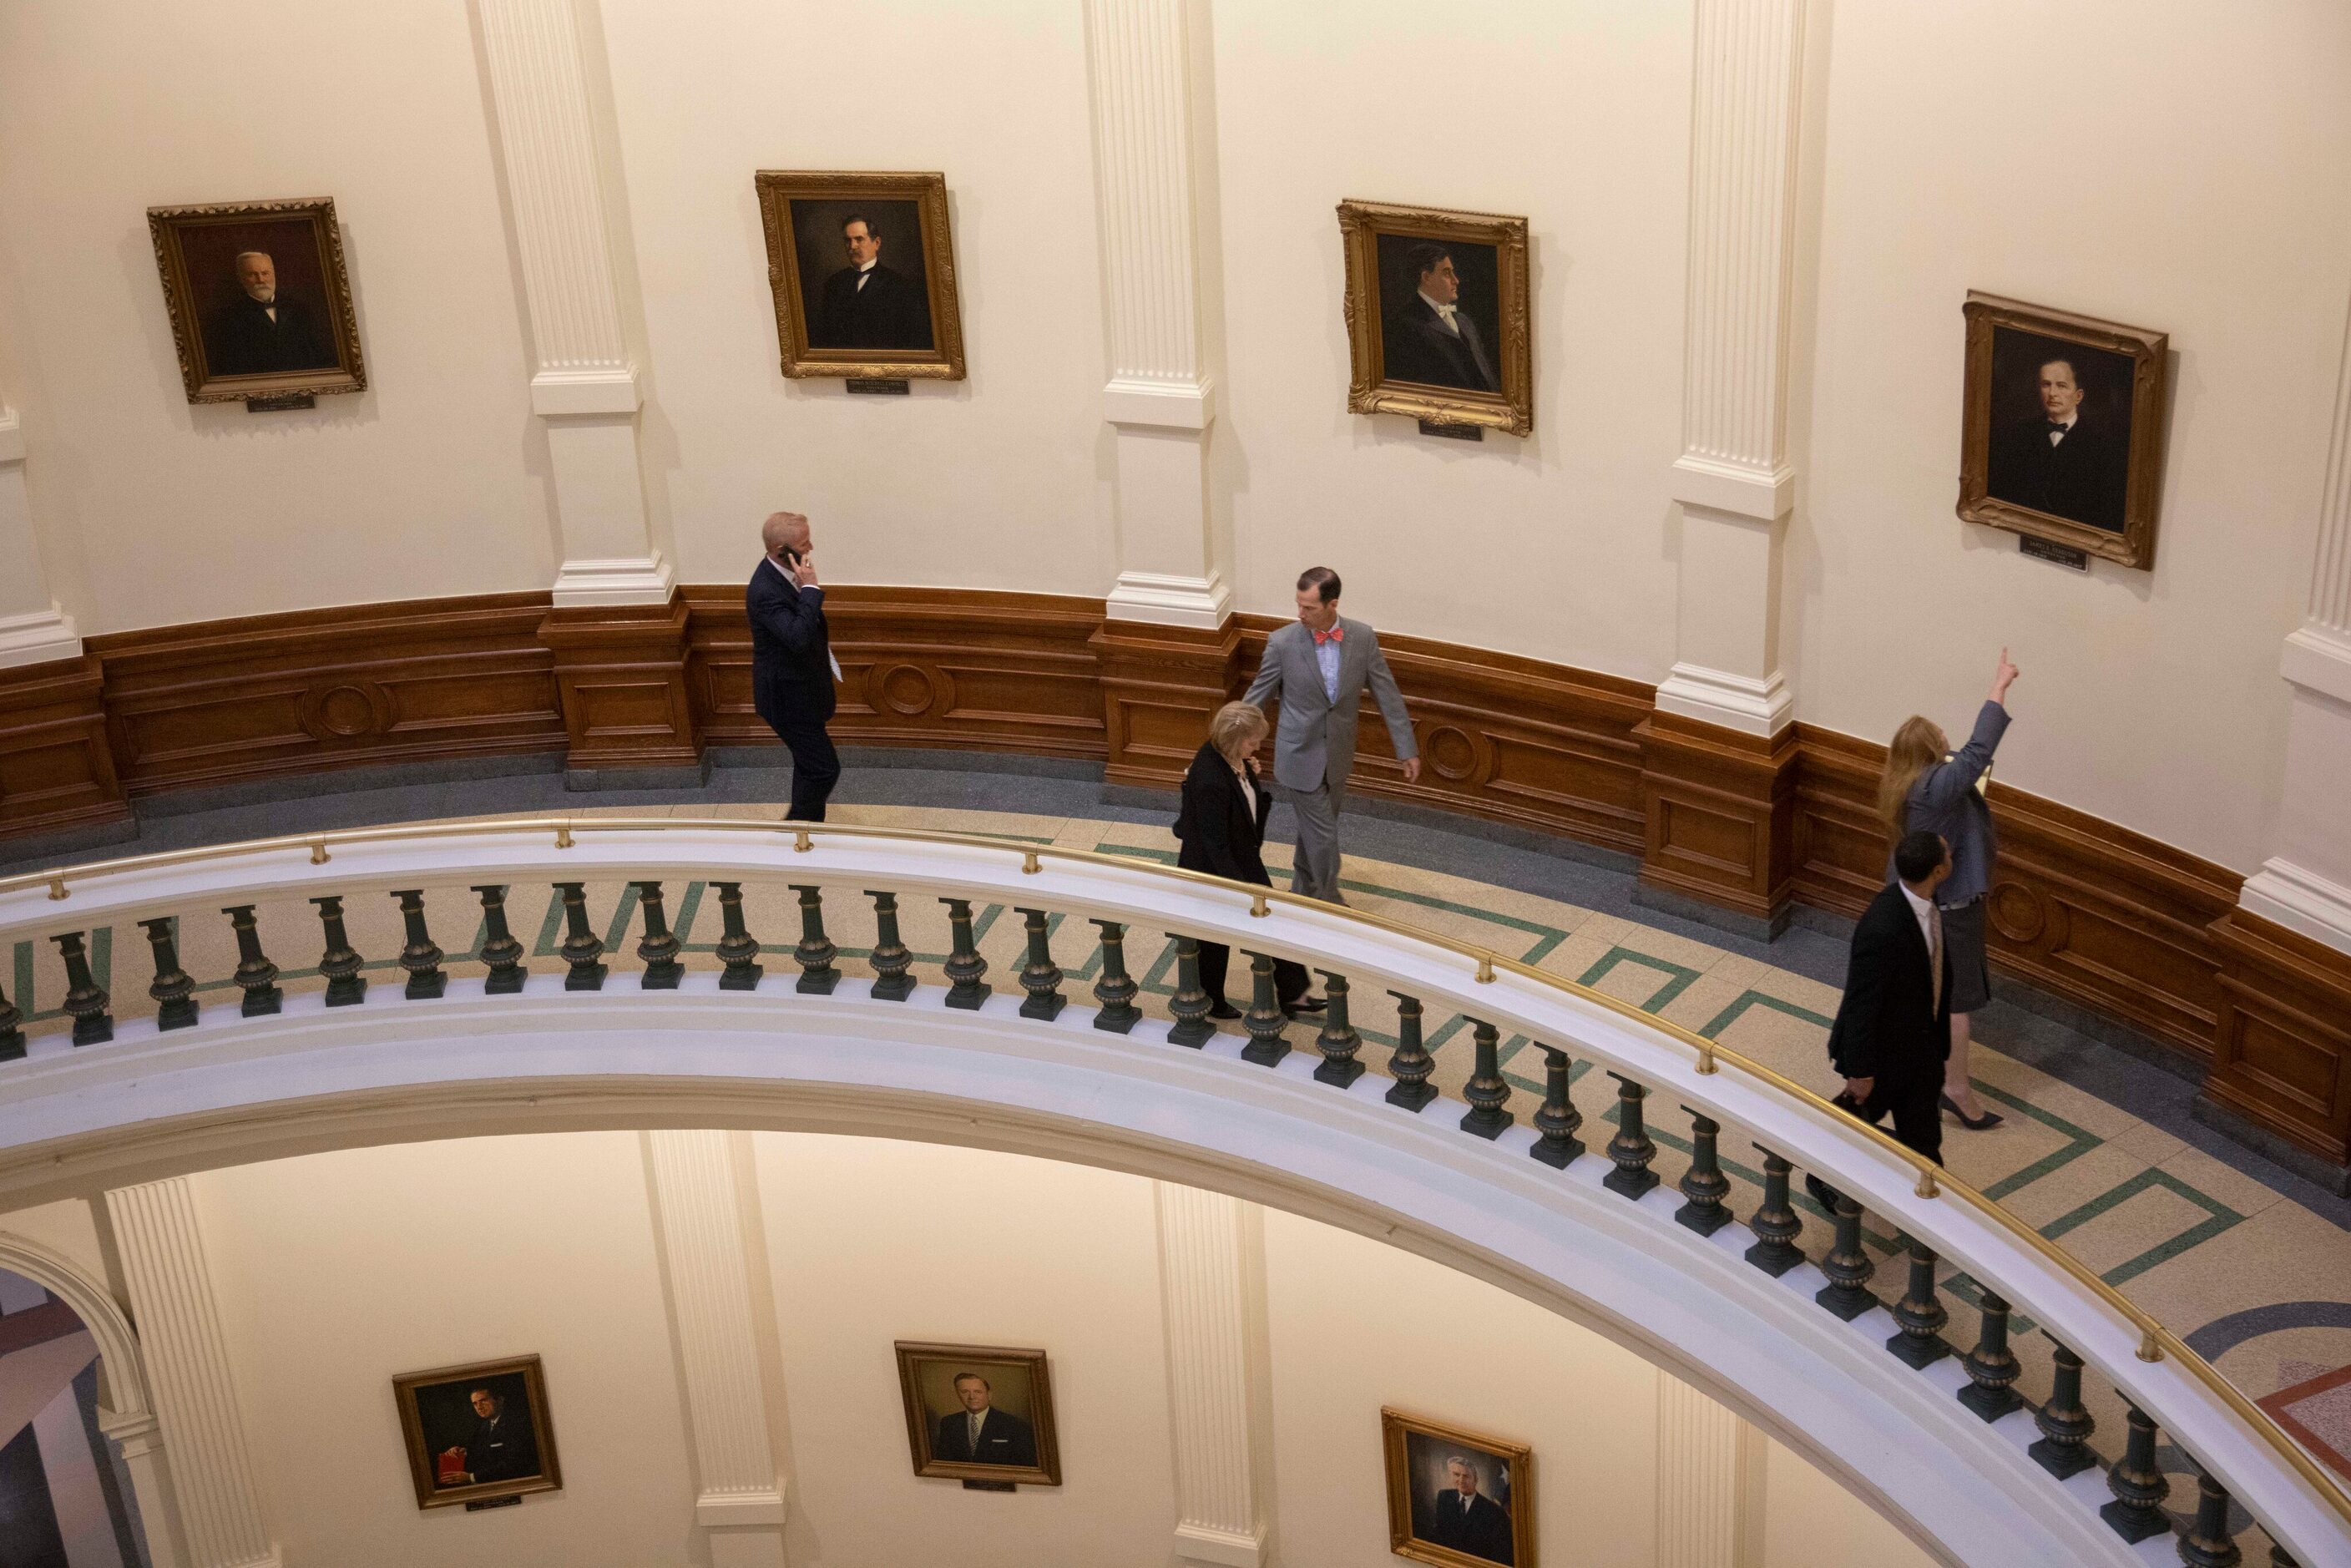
[1942, 895, 1991, 1014]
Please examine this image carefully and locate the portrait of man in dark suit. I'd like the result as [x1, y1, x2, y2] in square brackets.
[809, 212, 934, 352]
[394, 1356, 561, 1509]
[1983, 331, 2134, 534]
[929, 1371, 1037, 1469]
[436, 1385, 542, 1487]
[1412, 1449, 1516, 1565]
[203, 249, 337, 377]
[1381, 239, 1500, 393]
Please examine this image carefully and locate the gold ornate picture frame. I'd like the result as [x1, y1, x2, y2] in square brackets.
[1382, 1407, 1534, 1568]
[1338, 199, 1532, 437]
[756, 170, 967, 382]
[391, 1353, 563, 1511]
[1958, 290, 2168, 569]
[147, 197, 366, 405]
[894, 1340, 1062, 1486]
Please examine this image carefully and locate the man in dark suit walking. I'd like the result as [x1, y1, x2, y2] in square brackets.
[205, 250, 336, 377]
[1985, 355, 2125, 531]
[1419, 1454, 1514, 1564]
[932, 1373, 1037, 1469]
[1810, 831, 1956, 1209]
[811, 215, 933, 351]
[1383, 243, 1499, 392]
[747, 510, 842, 822]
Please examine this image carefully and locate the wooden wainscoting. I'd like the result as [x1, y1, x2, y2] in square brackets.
[1792, 721, 2241, 1065]
[6, 583, 2342, 1176]
[0, 655, 128, 838]
[687, 584, 1110, 760]
[88, 594, 564, 797]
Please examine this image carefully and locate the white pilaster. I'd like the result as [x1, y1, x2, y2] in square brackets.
[103, 1179, 277, 1568]
[475, 0, 669, 609]
[1659, 0, 1808, 738]
[0, 406, 81, 670]
[644, 1130, 787, 1568]
[1085, 0, 1230, 629]
[1655, 1375, 1765, 1568]
[2242, 292, 2351, 953]
[100, 1412, 190, 1568]
[1153, 1182, 1273, 1567]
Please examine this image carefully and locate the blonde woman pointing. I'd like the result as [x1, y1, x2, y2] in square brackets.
[1878, 649, 2020, 1130]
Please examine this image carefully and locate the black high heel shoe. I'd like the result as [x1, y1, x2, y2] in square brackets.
[1940, 1092, 2004, 1130]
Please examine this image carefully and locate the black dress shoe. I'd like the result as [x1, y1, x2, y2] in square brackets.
[1206, 1000, 1242, 1020]
[1288, 994, 1327, 1013]
[1803, 1173, 1846, 1213]
[1940, 1092, 2004, 1130]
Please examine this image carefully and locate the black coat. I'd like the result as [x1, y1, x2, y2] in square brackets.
[457, 1412, 539, 1484]
[746, 559, 836, 726]
[1174, 742, 1274, 885]
[932, 1406, 1036, 1468]
[812, 263, 933, 351]
[1383, 294, 1498, 392]
[1420, 1489, 1514, 1564]
[205, 293, 336, 377]
[1986, 413, 2126, 532]
[1826, 882, 1954, 1084]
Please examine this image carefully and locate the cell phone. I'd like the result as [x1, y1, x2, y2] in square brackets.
[780, 544, 801, 567]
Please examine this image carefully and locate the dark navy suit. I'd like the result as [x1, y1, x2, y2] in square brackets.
[746, 558, 840, 821]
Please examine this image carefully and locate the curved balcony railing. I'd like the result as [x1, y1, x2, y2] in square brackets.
[0, 816, 2339, 1567]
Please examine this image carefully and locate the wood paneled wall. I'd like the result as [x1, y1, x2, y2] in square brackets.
[1, 584, 2343, 1175]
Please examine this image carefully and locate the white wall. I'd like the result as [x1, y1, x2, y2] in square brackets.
[109, 1129, 1928, 1566]
[1790, 0, 2351, 868]
[3, 0, 2343, 869]
[0, 0, 554, 633]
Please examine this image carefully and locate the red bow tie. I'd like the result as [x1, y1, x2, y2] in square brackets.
[1312, 626, 1343, 645]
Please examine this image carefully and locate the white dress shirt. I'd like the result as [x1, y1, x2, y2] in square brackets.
[1899, 879, 1943, 1013]
[854, 258, 877, 292]
[2045, 410, 2078, 446]
[766, 557, 843, 680]
[1418, 288, 1462, 336]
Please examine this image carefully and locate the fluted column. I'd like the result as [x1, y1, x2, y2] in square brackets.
[1154, 1182, 1274, 1566]
[0, 404, 79, 669]
[1085, 0, 1229, 629]
[1657, 0, 1808, 737]
[1655, 1375, 1765, 1567]
[2241, 291, 2351, 952]
[104, 1179, 278, 1568]
[475, 0, 667, 608]
[644, 1131, 787, 1568]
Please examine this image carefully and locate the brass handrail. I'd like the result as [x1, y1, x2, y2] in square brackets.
[3, 812, 2346, 1526]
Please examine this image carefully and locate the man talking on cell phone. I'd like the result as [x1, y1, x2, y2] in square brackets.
[747, 510, 843, 821]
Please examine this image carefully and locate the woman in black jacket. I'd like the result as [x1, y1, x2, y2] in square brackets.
[1174, 701, 1318, 1019]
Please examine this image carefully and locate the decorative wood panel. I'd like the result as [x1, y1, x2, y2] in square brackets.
[1792, 722, 2240, 1065]
[538, 595, 702, 772]
[1094, 616, 1243, 788]
[1231, 616, 1652, 856]
[2206, 911, 2351, 1167]
[686, 584, 1108, 759]
[0, 654, 129, 837]
[89, 594, 564, 797]
[1637, 711, 1798, 925]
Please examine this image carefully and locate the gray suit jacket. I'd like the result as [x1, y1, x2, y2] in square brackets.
[1244, 617, 1417, 793]
[1888, 701, 2010, 906]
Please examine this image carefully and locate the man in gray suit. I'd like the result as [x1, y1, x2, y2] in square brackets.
[1244, 567, 1419, 904]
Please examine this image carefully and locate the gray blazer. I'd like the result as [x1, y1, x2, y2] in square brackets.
[1244, 617, 1418, 794]
[1889, 701, 2010, 907]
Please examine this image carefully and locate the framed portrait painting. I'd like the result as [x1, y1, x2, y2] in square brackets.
[147, 197, 366, 404]
[894, 1340, 1061, 1486]
[392, 1355, 562, 1510]
[755, 170, 967, 382]
[1382, 1408, 1532, 1568]
[1338, 199, 1532, 437]
[1958, 291, 2168, 568]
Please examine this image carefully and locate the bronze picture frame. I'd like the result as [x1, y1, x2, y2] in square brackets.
[1958, 290, 2168, 569]
[391, 1354, 563, 1510]
[755, 170, 968, 382]
[1382, 1407, 1534, 1568]
[1338, 199, 1532, 437]
[146, 197, 366, 404]
[894, 1340, 1062, 1486]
